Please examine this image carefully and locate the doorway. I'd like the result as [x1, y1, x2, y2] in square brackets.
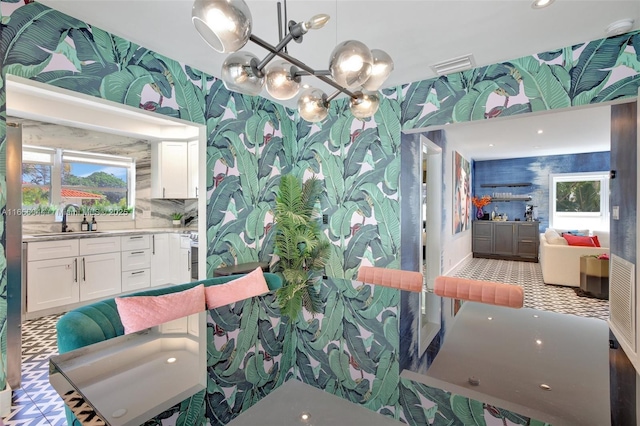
[419, 136, 442, 354]
[5, 75, 206, 391]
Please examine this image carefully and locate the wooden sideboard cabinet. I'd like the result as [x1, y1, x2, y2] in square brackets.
[472, 221, 539, 262]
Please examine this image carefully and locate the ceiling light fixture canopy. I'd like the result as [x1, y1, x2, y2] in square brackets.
[192, 0, 393, 122]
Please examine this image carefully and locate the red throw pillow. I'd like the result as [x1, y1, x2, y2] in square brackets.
[591, 235, 601, 247]
[563, 233, 597, 247]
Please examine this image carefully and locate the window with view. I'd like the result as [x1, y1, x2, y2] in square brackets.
[550, 172, 609, 232]
[22, 146, 135, 217]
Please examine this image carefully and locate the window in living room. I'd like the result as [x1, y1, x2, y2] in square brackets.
[550, 172, 609, 231]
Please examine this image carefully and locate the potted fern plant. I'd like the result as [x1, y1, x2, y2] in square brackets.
[273, 174, 330, 320]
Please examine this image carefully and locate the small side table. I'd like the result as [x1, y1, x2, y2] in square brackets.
[213, 262, 270, 277]
[579, 256, 609, 299]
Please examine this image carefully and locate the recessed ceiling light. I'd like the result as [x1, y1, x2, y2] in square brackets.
[531, 0, 554, 9]
[537, 129, 543, 134]
[533, 314, 539, 318]
[488, 144, 494, 147]
[166, 357, 177, 364]
[487, 317, 493, 320]
[606, 19, 634, 37]
[536, 339, 543, 345]
[540, 384, 552, 391]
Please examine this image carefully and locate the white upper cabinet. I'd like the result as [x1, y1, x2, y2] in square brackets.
[188, 140, 199, 199]
[151, 140, 199, 199]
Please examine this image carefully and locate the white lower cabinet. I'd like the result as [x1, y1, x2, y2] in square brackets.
[26, 256, 80, 312]
[25, 231, 194, 317]
[79, 252, 121, 301]
[121, 269, 151, 292]
[121, 237, 151, 292]
[170, 234, 192, 284]
[150, 233, 171, 287]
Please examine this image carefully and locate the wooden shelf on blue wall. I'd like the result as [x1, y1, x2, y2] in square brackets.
[481, 183, 532, 188]
[491, 196, 532, 202]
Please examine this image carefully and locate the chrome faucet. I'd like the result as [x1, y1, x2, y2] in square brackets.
[61, 204, 79, 232]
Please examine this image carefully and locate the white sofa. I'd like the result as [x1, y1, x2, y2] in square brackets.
[539, 229, 610, 287]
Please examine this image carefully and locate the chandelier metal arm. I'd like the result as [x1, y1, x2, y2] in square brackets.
[249, 33, 357, 98]
[255, 30, 296, 72]
[293, 70, 332, 77]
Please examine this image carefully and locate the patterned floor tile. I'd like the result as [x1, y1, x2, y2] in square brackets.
[452, 258, 609, 321]
[3, 315, 64, 426]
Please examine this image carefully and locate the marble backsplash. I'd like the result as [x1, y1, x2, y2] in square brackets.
[15, 118, 198, 234]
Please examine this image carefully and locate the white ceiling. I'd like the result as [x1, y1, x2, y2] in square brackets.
[443, 104, 612, 161]
[33, 0, 640, 159]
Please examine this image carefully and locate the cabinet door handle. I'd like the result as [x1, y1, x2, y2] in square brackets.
[129, 236, 144, 240]
[195, 187, 198, 197]
[152, 235, 155, 255]
[188, 250, 191, 271]
[73, 258, 78, 282]
[82, 257, 86, 281]
[131, 251, 144, 255]
[521, 239, 533, 243]
[131, 270, 145, 275]
[163, 187, 166, 198]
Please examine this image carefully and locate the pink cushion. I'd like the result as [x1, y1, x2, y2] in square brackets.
[433, 276, 524, 308]
[563, 234, 597, 247]
[115, 284, 206, 334]
[356, 266, 423, 292]
[205, 267, 270, 309]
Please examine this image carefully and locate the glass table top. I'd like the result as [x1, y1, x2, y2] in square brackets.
[49, 313, 207, 426]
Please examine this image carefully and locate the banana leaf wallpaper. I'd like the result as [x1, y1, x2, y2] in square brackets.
[0, 0, 639, 422]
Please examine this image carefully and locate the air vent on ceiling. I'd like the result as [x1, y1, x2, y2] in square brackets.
[431, 54, 476, 76]
[610, 254, 635, 352]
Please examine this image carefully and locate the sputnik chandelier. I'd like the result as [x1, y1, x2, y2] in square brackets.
[191, 0, 394, 122]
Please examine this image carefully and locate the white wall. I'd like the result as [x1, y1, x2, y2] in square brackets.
[442, 132, 473, 275]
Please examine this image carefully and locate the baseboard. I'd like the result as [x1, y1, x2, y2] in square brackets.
[444, 253, 472, 276]
[0, 383, 12, 417]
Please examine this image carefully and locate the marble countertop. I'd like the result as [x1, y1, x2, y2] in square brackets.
[23, 227, 197, 242]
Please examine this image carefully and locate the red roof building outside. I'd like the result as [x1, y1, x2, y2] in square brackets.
[60, 188, 104, 199]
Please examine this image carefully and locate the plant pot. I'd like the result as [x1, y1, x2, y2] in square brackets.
[0, 383, 11, 417]
[172, 220, 181, 227]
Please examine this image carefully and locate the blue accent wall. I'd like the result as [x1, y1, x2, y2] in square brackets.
[473, 152, 610, 230]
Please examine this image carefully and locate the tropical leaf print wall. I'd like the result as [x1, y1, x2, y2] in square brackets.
[208, 94, 401, 279]
[1, 0, 640, 406]
[400, 31, 640, 129]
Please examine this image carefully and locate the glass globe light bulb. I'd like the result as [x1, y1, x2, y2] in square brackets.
[329, 40, 373, 89]
[298, 88, 329, 122]
[362, 49, 394, 91]
[221, 51, 264, 96]
[265, 61, 300, 100]
[350, 91, 379, 119]
[192, 0, 252, 53]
